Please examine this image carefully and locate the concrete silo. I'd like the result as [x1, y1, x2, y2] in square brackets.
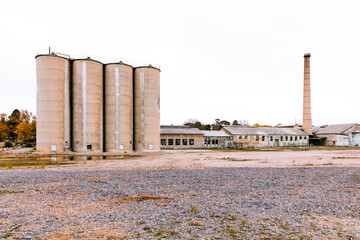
[36, 54, 71, 152]
[72, 58, 103, 152]
[134, 66, 160, 151]
[104, 63, 133, 151]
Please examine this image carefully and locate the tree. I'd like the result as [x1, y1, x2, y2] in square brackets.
[8, 109, 20, 139]
[232, 120, 239, 125]
[15, 122, 34, 143]
[0, 113, 10, 140]
[15, 110, 36, 143]
[0, 109, 36, 144]
[184, 119, 211, 130]
[238, 119, 249, 127]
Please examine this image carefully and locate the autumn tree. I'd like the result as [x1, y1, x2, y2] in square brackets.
[0, 109, 36, 144]
[15, 110, 36, 144]
[0, 113, 10, 140]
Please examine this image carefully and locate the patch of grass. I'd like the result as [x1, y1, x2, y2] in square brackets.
[225, 226, 236, 234]
[0, 190, 24, 194]
[221, 157, 256, 162]
[188, 221, 203, 226]
[154, 229, 164, 236]
[279, 223, 290, 230]
[117, 196, 173, 203]
[189, 205, 199, 213]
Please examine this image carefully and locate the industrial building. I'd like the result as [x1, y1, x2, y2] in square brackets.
[221, 126, 309, 148]
[160, 125, 204, 149]
[36, 52, 160, 152]
[312, 123, 360, 147]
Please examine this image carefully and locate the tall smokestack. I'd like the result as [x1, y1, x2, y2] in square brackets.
[303, 53, 312, 134]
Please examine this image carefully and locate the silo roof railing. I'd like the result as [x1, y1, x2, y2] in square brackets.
[36, 49, 160, 69]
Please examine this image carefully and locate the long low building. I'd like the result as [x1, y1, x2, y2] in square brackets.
[160, 126, 204, 149]
[221, 126, 309, 148]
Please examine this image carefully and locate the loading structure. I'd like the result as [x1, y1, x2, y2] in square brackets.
[35, 52, 160, 152]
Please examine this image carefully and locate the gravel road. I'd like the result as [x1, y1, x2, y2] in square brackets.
[1, 166, 360, 239]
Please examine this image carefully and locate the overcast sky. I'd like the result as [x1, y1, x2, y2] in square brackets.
[1, 0, 359, 126]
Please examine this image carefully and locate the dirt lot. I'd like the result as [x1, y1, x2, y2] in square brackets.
[0, 149, 360, 239]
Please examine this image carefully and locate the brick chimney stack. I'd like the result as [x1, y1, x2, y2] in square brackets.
[303, 53, 312, 134]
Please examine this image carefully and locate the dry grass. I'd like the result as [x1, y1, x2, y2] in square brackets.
[117, 196, 174, 203]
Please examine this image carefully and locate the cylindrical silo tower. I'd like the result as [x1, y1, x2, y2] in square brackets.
[134, 66, 160, 151]
[104, 62, 133, 152]
[36, 54, 71, 152]
[72, 58, 103, 152]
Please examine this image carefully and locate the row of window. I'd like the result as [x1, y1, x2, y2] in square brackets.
[204, 139, 219, 145]
[161, 138, 195, 146]
[238, 135, 307, 141]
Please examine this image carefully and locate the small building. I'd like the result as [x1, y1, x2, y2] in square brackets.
[221, 126, 309, 149]
[313, 123, 358, 147]
[202, 131, 233, 149]
[160, 125, 204, 149]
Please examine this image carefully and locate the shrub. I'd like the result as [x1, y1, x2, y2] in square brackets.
[4, 141, 12, 148]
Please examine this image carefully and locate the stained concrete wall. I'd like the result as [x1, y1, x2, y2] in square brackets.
[134, 67, 160, 151]
[72, 59, 103, 152]
[104, 63, 133, 151]
[36, 55, 70, 152]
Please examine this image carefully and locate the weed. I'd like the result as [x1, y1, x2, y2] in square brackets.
[118, 196, 173, 203]
[279, 223, 290, 230]
[188, 221, 203, 226]
[0, 190, 24, 194]
[6, 164, 12, 169]
[225, 226, 236, 234]
[189, 205, 198, 214]
[154, 229, 163, 236]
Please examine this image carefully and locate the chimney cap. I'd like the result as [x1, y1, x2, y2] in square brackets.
[304, 53, 311, 57]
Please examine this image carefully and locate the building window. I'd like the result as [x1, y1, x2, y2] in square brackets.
[256, 136, 259, 141]
[290, 136, 293, 141]
[262, 136, 265, 141]
[87, 145, 92, 150]
[168, 139, 174, 145]
[161, 139, 166, 146]
[239, 135, 242, 139]
[212, 139, 215, 145]
[183, 139, 187, 145]
[295, 136, 298, 141]
[300, 136, 302, 140]
[281, 136, 283, 141]
[286, 136, 288, 141]
[189, 139, 194, 145]
[244, 135, 248, 139]
[270, 136, 273, 141]
[215, 139, 218, 145]
[176, 139, 180, 145]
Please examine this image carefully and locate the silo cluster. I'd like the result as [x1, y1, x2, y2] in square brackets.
[35, 53, 160, 152]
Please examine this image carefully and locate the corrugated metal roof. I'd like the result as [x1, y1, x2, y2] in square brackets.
[313, 123, 357, 135]
[223, 126, 308, 136]
[160, 128, 204, 135]
[161, 125, 190, 129]
[201, 131, 231, 137]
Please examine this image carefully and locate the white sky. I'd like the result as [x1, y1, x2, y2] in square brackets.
[0, 0, 359, 126]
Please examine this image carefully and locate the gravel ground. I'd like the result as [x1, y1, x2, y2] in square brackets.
[1, 164, 360, 239]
